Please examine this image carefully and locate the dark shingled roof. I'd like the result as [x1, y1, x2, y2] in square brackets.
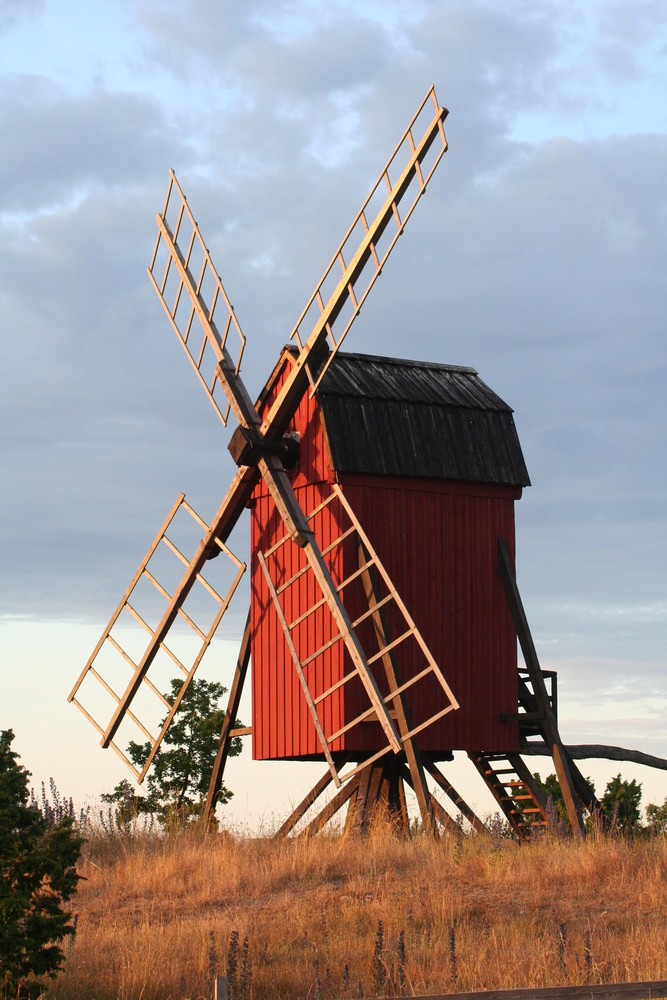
[313, 351, 530, 487]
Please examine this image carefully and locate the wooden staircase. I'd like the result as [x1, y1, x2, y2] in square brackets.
[469, 751, 548, 838]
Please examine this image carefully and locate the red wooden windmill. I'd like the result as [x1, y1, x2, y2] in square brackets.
[68, 87, 603, 839]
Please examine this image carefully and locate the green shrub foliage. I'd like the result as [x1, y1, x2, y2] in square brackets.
[601, 773, 642, 831]
[0, 730, 83, 998]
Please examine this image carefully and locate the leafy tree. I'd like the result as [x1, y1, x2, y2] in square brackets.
[99, 778, 146, 835]
[645, 795, 667, 833]
[0, 730, 83, 998]
[601, 773, 642, 831]
[106, 677, 242, 826]
[534, 772, 568, 824]
[529, 772, 596, 830]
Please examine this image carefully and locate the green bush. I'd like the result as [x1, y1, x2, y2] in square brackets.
[0, 730, 83, 999]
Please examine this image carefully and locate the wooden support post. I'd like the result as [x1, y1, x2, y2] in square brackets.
[497, 536, 586, 837]
[346, 762, 376, 834]
[274, 768, 336, 838]
[566, 756, 603, 815]
[426, 790, 460, 834]
[395, 772, 410, 835]
[367, 764, 385, 818]
[399, 763, 460, 834]
[386, 766, 409, 833]
[356, 539, 438, 838]
[302, 775, 359, 837]
[203, 612, 252, 825]
[423, 758, 489, 836]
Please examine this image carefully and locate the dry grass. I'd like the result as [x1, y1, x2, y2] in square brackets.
[48, 822, 667, 999]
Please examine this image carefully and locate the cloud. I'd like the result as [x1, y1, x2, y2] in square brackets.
[1, 2, 665, 695]
[0, 0, 43, 34]
[0, 77, 180, 216]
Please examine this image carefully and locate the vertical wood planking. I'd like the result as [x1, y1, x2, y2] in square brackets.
[250, 352, 523, 761]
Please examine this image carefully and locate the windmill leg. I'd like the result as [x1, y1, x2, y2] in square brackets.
[399, 763, 460, 834]
[344, 777, 362, 834]
[385, 761, 409, 834]
[422, 757, 489, 836]
[302, 775, 360, 837]
[365, 764, 386, 831]
[566, 754, 602, 816]
[203, 611, 252, 826]
[497, 535, 586, 838]
[362, 763, 393, 833]
[274, 768, 336, 838]
[346, 761, 377, 834]
[395, 770, 410, 835]
[356, 539, 438, 838]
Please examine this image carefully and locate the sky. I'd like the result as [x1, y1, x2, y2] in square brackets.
[1, 0, 666, 829]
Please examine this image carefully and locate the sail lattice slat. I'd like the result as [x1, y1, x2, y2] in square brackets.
[148, 171, 246, 427]
[258, 484, 458, 787]
[68, 494, 246, 782]
[289, 87, 448, 393]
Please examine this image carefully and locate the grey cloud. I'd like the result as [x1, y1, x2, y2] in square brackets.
[0, 77, 179, 214]
[1, 0, 665, 716]
[592, 0, 667, 79]
[0, 0, 43, 33]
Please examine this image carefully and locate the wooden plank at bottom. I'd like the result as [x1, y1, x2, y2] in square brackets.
[371, 981, 667, 1000]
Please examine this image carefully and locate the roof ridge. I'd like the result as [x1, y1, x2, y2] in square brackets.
[283, 343, 478, 375]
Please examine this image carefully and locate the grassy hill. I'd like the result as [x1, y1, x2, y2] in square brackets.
[48, 820, 666, 999]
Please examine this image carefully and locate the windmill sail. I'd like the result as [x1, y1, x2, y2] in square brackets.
[70, 86, 453, 786]
[68, 494, 245, 778]
[257, 485, 459, 787]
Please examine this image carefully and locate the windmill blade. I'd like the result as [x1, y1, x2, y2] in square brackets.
[256, 453, 403, 759]
[146, 174, 407, 757]
[259, 85, 448, 439]
[148, 170, 247, 428]
[257, 484, 459, 787]
[68, 493, 246, 779]
[72, 87, 449, 781]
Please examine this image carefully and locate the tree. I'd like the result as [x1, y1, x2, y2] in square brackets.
[99, 778, 146, 835]
[601, 773, 642, 831]
[645, 795, 667, 833]
[111, 677, 242, 826]
[0, 730, 83, 998]
[534, 772, 568, 824]
[530, 772, 596, 829]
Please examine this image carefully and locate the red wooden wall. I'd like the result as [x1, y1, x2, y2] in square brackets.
[250, 355, 521, 760]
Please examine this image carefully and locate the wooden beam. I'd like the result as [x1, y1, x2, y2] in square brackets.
[497, 535, 585, 837]
[346, 762, 376, 835]
[301, 775, 359, 837]
[508, 753, 549, 812]
[397, 982, 667, 1000]
[399, 763, 459, 834]
[521, 743, 667, 772]
[356, 538, 438, 838]
[203, 612, 252, 825]
[422, 758, 489, 836]
[273, 767, 336, 838]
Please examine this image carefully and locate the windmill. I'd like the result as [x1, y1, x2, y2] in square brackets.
[69, 86, 650, 840]
[68, 87, 461, 834]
